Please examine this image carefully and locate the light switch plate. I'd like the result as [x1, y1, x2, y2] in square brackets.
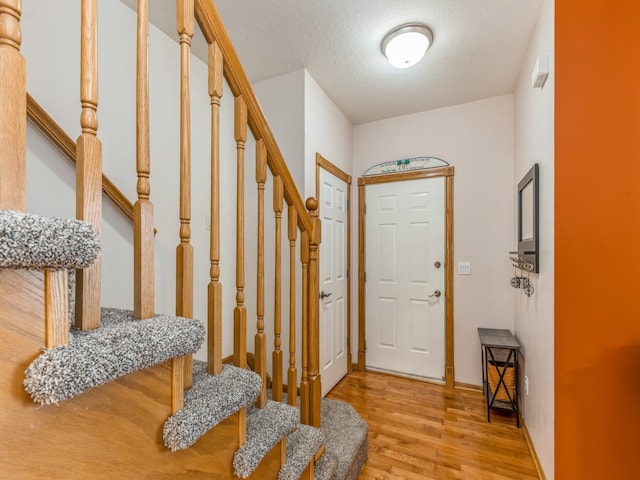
[458, 261, 471, 275]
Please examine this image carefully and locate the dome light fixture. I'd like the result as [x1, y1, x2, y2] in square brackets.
[381, 23, 433, 69]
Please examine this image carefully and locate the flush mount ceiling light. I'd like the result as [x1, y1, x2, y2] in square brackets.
[381, 23, 433, 69]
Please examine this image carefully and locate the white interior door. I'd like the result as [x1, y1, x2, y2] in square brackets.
[319, 168, 348, 396]
[365, 177, 445, 380]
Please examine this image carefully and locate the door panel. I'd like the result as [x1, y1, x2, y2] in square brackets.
[365, 177, 445, 380]
[319, 168, 348, 395]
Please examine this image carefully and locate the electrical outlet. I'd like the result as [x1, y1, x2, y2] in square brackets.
[458, 261, 471, 275]
[524, 375, 529, 396]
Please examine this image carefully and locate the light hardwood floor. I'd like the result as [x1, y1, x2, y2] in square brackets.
[326, 370, 539, 480]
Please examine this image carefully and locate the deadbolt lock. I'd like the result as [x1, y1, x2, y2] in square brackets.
[434, 261, 441, 268]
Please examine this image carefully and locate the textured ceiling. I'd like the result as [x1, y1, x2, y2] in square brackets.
[120, 0, 545, 125]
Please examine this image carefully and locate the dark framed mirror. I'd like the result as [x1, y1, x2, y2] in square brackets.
[518, 163, 539, 272]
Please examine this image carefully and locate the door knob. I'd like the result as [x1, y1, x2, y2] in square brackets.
[320, 291, 332, 299]
[428, 290, 442, 298]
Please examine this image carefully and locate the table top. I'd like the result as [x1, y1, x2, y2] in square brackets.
[478, 328, 521, 349]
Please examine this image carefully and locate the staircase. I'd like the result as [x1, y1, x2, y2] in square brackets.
[0, 0, 367, 478]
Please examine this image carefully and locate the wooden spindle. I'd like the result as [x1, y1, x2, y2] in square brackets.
[0, 0, 26, 211]
[171, 355, 185, 414]
[174, 0, 194, 407]
[306, 197, 322, 428]
[287, 205, 298, 407]
[234, 95, 249, 446]
[75, 0, 102, 332]
[134, 0, 154, 320]
[299, 230, 310, 424]
[233, 95, 248, 371]
[272, 175, 284, 402]
[207, 40, 223, 375]
[44, 269, 69, 348]
[254, 138, 267, 408]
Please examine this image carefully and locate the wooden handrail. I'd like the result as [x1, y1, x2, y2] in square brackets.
[193, 0, 314, 237]
[26, 93, 135, 225]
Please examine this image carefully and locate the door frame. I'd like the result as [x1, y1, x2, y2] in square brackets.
[315, 153, 353, 373]
[358, 165, 455, 389]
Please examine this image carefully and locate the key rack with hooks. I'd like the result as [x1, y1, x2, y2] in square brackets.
[509, 252, 535, 296]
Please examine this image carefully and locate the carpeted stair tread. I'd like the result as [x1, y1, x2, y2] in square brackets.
[163, 361, 262, 452]
[314, 450, 339, 480]
[320, 398, 369, 480]
[0, 210, 100, 270]
[278, 423, 325, 480]
[23, 308, 205, 405]
[233, 400, 300, 478]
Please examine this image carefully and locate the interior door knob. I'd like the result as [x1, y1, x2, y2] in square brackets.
[320, 291, 332, 299]
[428, 289, 441, 298]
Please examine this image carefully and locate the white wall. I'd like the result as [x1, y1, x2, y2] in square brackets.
[513, 1, 554, 478]
[353, 95, 515, 385]
[303, 71, 354, 199]
[253, 70, 306, 191]
[254, 69, 354, 200]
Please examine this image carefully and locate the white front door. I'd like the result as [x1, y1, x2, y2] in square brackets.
[365, 177, 445, 380]
[319, 168, 348, 396]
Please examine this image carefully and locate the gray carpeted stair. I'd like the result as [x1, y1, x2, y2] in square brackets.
[278, 423, 325, 480]
[233, 400, 300, 478]
[272, 392, 368, 480]
[163, 361, 262, 452]
[320, 398, 368, 480]
[314, 450, 339, 480]
[0, 209, 100, 269]
[23, 307, 205, 405]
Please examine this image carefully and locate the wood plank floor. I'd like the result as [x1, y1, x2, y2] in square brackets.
[326, 371, 539, 480]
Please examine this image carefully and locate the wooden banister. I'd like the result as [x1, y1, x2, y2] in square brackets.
[233, 94, 248, 373]
[191, 0, 323, 427]
[207, 40, 223, 376]
[234, 93, 249, 446]
[44, 269, 69, 348]
[26, 94, 137, 228]
[134, 0, 154, 321]
[287, 204, 298, 407]
[300, 230, 310, 424]
[0, 0, 26, 211]
[174, 0, 195, 411]
[306, 198, 321, 427]
[254, 137, 267, 409]
[193, 0, 313, 236]
[75, 0, 102, 332]
[272, 175, 284, 402]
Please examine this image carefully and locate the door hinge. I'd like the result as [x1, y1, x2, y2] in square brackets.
[347, 268, 349, 279]
[364, 203, 366, 214]
[364, 272, 366, 282]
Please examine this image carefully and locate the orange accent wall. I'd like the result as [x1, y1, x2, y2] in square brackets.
[555, 1, 640, 478]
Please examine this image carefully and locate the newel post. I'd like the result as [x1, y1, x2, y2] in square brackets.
[306, 197, 322, 427]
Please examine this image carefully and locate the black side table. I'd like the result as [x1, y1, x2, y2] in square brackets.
[478, 328, 520, 427]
